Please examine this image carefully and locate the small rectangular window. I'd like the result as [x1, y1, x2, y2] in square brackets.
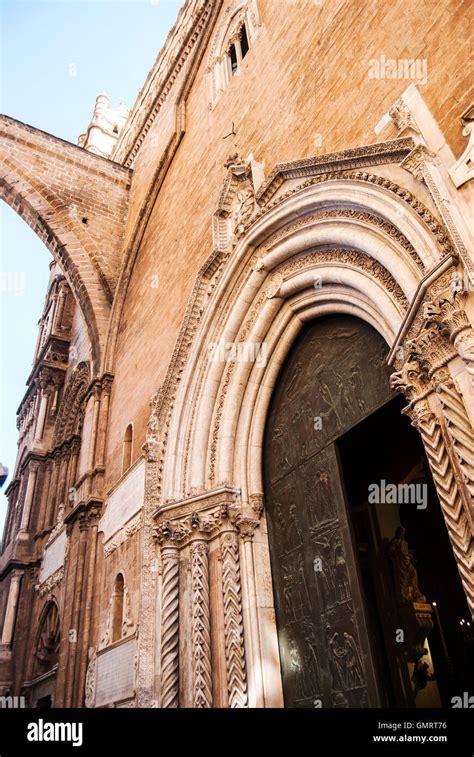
[240, 24, 249, 58]
[230, 43, 238, 74]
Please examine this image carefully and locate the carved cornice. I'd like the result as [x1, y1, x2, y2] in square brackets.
[104, 512, 143, 557]
[36, 566, 64, 597]
[154, 503, 232, 548]
[256, 138, 415, 204]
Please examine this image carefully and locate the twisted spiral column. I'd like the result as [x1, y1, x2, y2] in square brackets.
[160, 546, 180, 708]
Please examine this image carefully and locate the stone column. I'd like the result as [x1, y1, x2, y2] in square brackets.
[45, 453, 61, 527]
[392, 332, 474, 614]
[219, 529, 247, 707]
[73, 507, 100, 706]
[87, 387, 101, 472]
[236, 516, 263, 707]
[19, 462, 39, 532]
[190, 539, 212, 707]
[37, 461, 52, 533]
[1, 570, 23, 644]
[95, 377, 112, 468]
[160, 546, 180, 708]
[34, 390, 49, 444]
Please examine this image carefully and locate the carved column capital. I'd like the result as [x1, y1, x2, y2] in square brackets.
[400, 143, 437, 183]
[390, 356, 430, 404]
[235, 516, 260, 542]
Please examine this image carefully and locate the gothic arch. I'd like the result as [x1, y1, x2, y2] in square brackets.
[140, 165, 473, 708]
[0, 178, 103, 372]
[0, 114, 131, 373]
[53, 362, 91, 447]
[33, 600, 61, 676]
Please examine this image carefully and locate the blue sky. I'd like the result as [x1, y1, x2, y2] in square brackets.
[0, 0, 184, 533]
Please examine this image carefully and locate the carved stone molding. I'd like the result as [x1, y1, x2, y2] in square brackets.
[214, 153, 258, 252]
[220, 530, 248, 707]
[449, 104, 474, 189]
[403, 399, 474, 613]
[154, 503, 230, 548]
[392, 319, 474, 614]
[400, 143, 437, 183]
[84, 646, 97, 708]
[277, 247, 409, 308]
[262, 208, 424, 273]
[251, 171, 455, 262]
[389, 99, 421, 136]
[104, 512, 142, 557]
[36, 566, 64, 597]
[190, 540, 212, 707]
[422, 278, 474, 372]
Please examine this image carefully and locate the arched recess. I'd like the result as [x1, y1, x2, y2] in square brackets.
[141, 171, 473, 708]
[34, 600, 61, 676]
[53, 361, 91, 448]
[0, 177, 105, 373]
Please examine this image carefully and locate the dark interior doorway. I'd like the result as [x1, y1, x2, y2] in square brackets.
[338, 395, 474, 706]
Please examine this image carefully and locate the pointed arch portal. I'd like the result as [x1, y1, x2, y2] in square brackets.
[143, 151, 473, 708]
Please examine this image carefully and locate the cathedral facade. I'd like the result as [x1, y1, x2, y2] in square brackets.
[0, 0, 473, 709]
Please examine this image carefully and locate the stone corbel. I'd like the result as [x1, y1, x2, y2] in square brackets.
[389, 98, 422, 139]
[400, 143, 438, 184]
[449, 105, 474, 189]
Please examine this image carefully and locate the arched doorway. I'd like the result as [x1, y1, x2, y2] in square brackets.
[263, 314, 472, 708]
[25, 601, 61, 708]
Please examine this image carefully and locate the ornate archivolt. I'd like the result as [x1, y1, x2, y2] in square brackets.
[137, 143, 473, 707]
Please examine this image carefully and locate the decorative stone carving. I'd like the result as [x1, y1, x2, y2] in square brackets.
[45, 503, 65, 547]
[160, 547, 180, 708]
[391, 326, 474, 614]
[262, 208, 424, 272]
[400, 143, 438, 183]
[37, 566, 64, 597]
[190, 540, 212, 707]
[389, 99, 421, 136]
[103, 512, 142, 557]
[221, 531, 247, 707]
[84, 646, 97, 708]
[449, 104, 474, 188]
[122, 587, 136, 637]
[214, 153, 259, 251]
[422, 280, 474, 372]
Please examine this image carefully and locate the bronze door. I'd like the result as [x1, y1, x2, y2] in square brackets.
[263, 314, 394, 707]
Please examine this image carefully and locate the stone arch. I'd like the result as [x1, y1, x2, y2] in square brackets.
[0, 114, 131, 373]
[34, 600, 61, 676]
[53, 362, 91, 447]
[141, 170, 473, 708]
[0, 178, 103, 372]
